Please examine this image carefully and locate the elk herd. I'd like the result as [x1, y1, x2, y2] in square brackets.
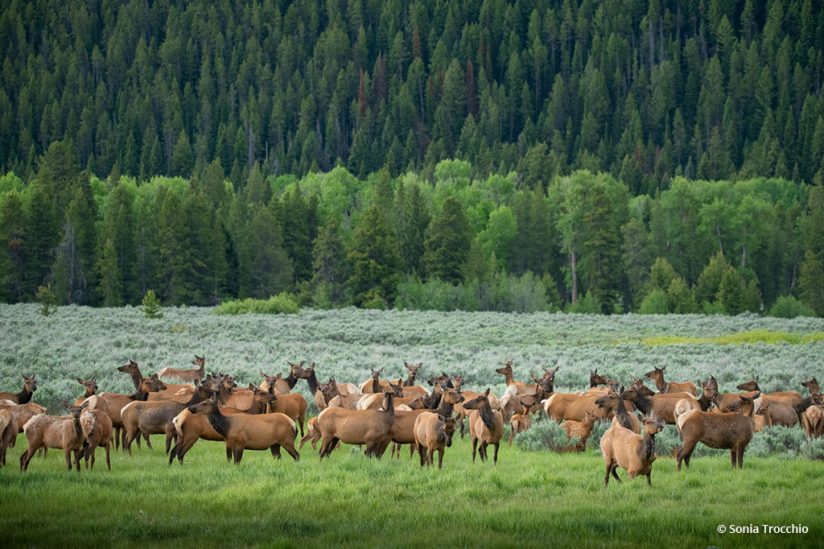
[1, 359, 822, 488]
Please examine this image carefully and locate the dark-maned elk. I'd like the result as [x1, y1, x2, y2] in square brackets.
[318, 390, 396, 459]
[676, 393, 759, 470]
[188, 396, 299, 464]
[157, 355, 207, 386]
[644, 366, 698, 396]
[260, 361, 306, 395]
[463, 389, 504, 465]
[600, 417, 665, 486]
[359, 367, 393, 394]
[0, 374, 37, 404]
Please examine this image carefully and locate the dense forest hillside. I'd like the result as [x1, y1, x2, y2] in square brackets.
[0, 0, 823, 316]
[1, 0, 823, 188]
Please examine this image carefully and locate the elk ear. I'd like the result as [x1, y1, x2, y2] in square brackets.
[81, 400, 90, 409]
[77, 378, 84, 384]
[62, 400, 71, 409]
[260, 371, 267, 378]
[248, 383, 256, 391]
[484, 388, 490, 397]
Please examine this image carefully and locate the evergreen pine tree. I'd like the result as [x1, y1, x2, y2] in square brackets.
[424, 197, 471, 284]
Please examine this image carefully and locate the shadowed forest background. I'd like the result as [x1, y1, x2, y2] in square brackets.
[0, 0, 823, 315]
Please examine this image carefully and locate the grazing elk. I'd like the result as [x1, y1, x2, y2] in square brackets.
[169, 385, 277, 464]
[157, 355, 207, 386]
[188, 396, 299, 463]
[20, 401, 86, 472]
[414, 413, 457, 469]
[676, 393, 759, 470]
[318, 390, 396, 459]
[79, 396, 113, 470]
[600, 417, 665, 486]
[464, 389, 504, 465]
[644, 366, 698, 396]
[0, 374, 37, 404]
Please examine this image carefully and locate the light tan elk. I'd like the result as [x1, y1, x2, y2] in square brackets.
[644, 366, 698, 396]
[299, 417, 322, 450]
[622, 383, 699, 424]
[399, 362, 429, 399]
[359, 367, 393, 394]
[496, 360, 539, 399]
[157, 355, 207, 386]
[595, 391, 641, 433]
[318, 390, 396, 458]
[388, 388, 464, 459]
[260, 361, 306, 395]
[20, 401, 86, 472]
[188, 396, 299, 463]
[80, 396, 113, 470]
[543, 392, 611, 423]
[325, 378, 362, 409]
[74, 378, 98, 405]
[169, 384, 277, 464]
[264, 387, 308, 437]
[0, 401, 47, 443]
[0, 374, 37, 404]
[464, 389, 504, 465]
[508, 408, 532, 446]
[561, 409, 600, 451]
[676, 393, 759, 470]
[736, 378, 802, 426]
[414, 413, 457, 469]
[600, 417, 665, 486]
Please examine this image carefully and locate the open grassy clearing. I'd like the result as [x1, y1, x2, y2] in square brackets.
[0, 432, 822, 548]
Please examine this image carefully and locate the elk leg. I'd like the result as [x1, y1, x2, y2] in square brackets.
[471, 437, 478, 463]
[417, 443, 425, 466]
[233, 448, 243, 464]
[299, 432, 313, 450]
[409, 444, 415, 459]
[437, 448, 444, 469]
[508, 427, 514, 446]
[74, 448, 82, 471]
[105, 442, 111, 471]
[226, 446, 232, 462]
[64, 447, 73, 471]
[603, 460, 613, 486]
[271, 444, 282, 459]
[143, 432, 152, 449]
[729, 449, 737, 468]
[298, 416, 304, 438]
[493, 442, 500, 465]
[646, 471, 652, 485]
[611, 464, 621, 483]
[283, 442, 300, 461]
[736, 445, 745, 468]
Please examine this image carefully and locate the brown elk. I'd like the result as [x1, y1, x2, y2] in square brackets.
[260, 362, 306, 395]
[79, 396, 113, 470]
[299, 362, 330, 411]
[265, 390, 308, 437]
[676, 392, 759, 470]
[188, 396, 299, 463]
[388, 388, 464, 459]
[644, 366, 698, 395]
[508, 408, 532, 446]
[464, 389, 504, 465]
[496, 360, 539, 398]
[413, 413, 457, 469]
[120, 382, 214, 454]
[0, 374, 37, 404]
[737, 378, 803, 409]
[595, 391, 641, 433]
[600, 417, 665, 486]
[0, 401, 47, 444]
[359, 367, 393, 394]
[561, 409, 600, 451]
[400, 362, 429, 399]
[802, 405, 824, 439]
[543, 392, 611, 423]
[74, 378, 98, 405]
[299, 417, 322, 450]
[20, 401, 86, 472]
[169, 384, 277, 464]
[621, 384, 700, 424]
[96, 375, 166, 449]
[0, 408, 16, 466]
[318, 390, 396, 459]
[118, 360, 192, 402]
[157, 355, 207, 385]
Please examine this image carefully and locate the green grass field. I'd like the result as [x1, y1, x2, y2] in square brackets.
[1, 432, 822, 548]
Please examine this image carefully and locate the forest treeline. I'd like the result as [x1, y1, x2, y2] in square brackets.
[1, 0, 824, 189]
[1, 142, 823, 316]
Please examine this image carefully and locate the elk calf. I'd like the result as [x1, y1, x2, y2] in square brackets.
[414, 413, 456, 469]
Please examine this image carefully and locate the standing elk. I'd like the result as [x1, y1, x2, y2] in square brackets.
[261, 362, 306, 395]
[20, 401, 86, 472]
[74, 378, 98, 406]
[0, 374, 37, 404]
[318, 390, 396, 459]
[0, 408, 15, 466]
[676, 393, 759, 470]
[79, 396, 113, 470]
[644, 366, 698, 396]
[96, 375, 166, 450]
[496, 360, 539, 399]
[388, 388, 464, 459]
[157, 355, 207, 386]
[600, 417, 665, 486]
[595, 391, 641, 433]
[561, 409, 600, 451]
[359, 367, 393, 394]
[118, 360, 192, 402]
[463, 389, 504, 465]
[188, 396, 299, 463]
[0, 401, 47, 445]
[413, 413, 457, 469]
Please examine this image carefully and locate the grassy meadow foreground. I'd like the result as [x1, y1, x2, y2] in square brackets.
[0, 305, 823, 547]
